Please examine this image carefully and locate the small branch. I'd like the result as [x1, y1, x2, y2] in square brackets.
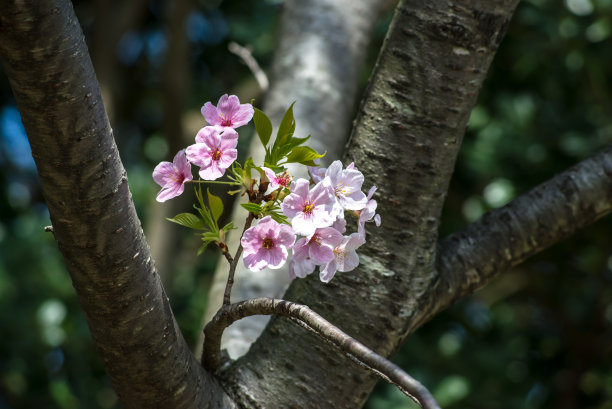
[228, 41, 269, 92]
[203, 298, 441, 409]
[222, 212, 255, 306]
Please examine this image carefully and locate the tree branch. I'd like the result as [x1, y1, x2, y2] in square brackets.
[222, 213, 255, 306]
[430, 145, 612, 318]
[0, 1, 233, 408]
[203, 298, 440, 409]
[228, 42, 269, 92]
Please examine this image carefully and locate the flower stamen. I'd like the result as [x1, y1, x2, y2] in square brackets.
[263, 238, 275, 249]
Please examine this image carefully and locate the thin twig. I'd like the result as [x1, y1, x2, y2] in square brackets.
[221, 212, 255, 306]
[228, 41, 269, 92]
[202, 298, 441, 409]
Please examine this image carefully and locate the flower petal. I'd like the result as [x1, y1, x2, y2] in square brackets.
[152, 162, 176, 186]
[201, 102, 220, 126]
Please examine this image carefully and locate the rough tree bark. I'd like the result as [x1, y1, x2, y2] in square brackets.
[0, 2, 233, 408]
[3, 0, 612, 408]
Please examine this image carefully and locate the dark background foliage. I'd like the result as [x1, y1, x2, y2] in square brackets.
[0, 0, 610, 408]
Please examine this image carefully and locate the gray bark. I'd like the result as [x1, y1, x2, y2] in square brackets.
[222, 0, 519, 408]
[432, 145, 612, 320]
[0, 2, 233, 408]
[202, 0, 390, 359]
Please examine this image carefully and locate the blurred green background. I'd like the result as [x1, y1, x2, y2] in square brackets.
[0, 0, 610, 408]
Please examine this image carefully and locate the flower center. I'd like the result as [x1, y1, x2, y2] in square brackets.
[276, 172, 291, 187]
[333, 247, 344, 262]
[171, 172, 185, 184]
[302, 201, 315, 215]
[309, 233, 322, 246]
[211, 148, 222, 161]
[219, 113, 233, 127]
[334, 183, 348, 197]
[262, 238, 275, 250]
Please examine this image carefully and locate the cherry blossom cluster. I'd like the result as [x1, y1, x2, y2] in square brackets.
[244, 161, 381, 282]
[152, 94, 380, 283]
[152, 94, 254, 202]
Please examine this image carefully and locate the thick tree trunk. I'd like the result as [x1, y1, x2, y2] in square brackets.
[0, 2, 232, 408]
[222, 0, 519, 407]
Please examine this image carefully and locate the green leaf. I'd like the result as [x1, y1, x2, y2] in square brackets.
[202, 231, 220, 240]
[195, 185, 206, 211]
[207, 188, 223, 224]
[268, 211, 290, 225]
[244, 157, 255, 173]
[285, 146, 325, 164]
[273, 102, 296, 152]
[253, 107, 273, 147]
[222, 221, 236, 232]
[166, 213, 205, 230]
[286, 134, 310, 150]
[195, 204, 216, 231]
[241, 203, 262, 213]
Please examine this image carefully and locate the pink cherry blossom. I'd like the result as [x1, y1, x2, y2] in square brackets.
[289, 227, 344, 279]
[281, 177, 338, 236]
[332, 213, 347, 234]
[152, 149, 193, 202]
[308, 161, 326, 184]
[319, 233, 364, 283]
[262, 167, 292, 190]
[326, 160, 368, 211]
[201, 94, 254, 129]
[186, 126, 238, 180]
[358, 186, 381, 238]
[289, 242, 317, 279]
[241, 216, 296, 272]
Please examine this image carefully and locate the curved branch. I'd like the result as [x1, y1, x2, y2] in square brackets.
[203, 298, 440, 409]
[0, 1, 232, 408]
[432, 145, 612, 317]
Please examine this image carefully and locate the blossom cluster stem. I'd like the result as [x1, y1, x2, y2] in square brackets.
[202, 298, 440, 409]
[221, 212, 255, 306]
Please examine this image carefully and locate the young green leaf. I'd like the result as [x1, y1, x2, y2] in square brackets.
[267, 211, 290, 225]
[273, 101, 296, 152]
[195, 204, 216, 232]
[222, 221, 236, 232]
[167, 213, 205, 230]
[241, 203, 262, 213]
[253, 107, 273, 147]
[207, 188, 224, 224]
[286, 134, 310, 150]
[285, 146, 325, 164]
